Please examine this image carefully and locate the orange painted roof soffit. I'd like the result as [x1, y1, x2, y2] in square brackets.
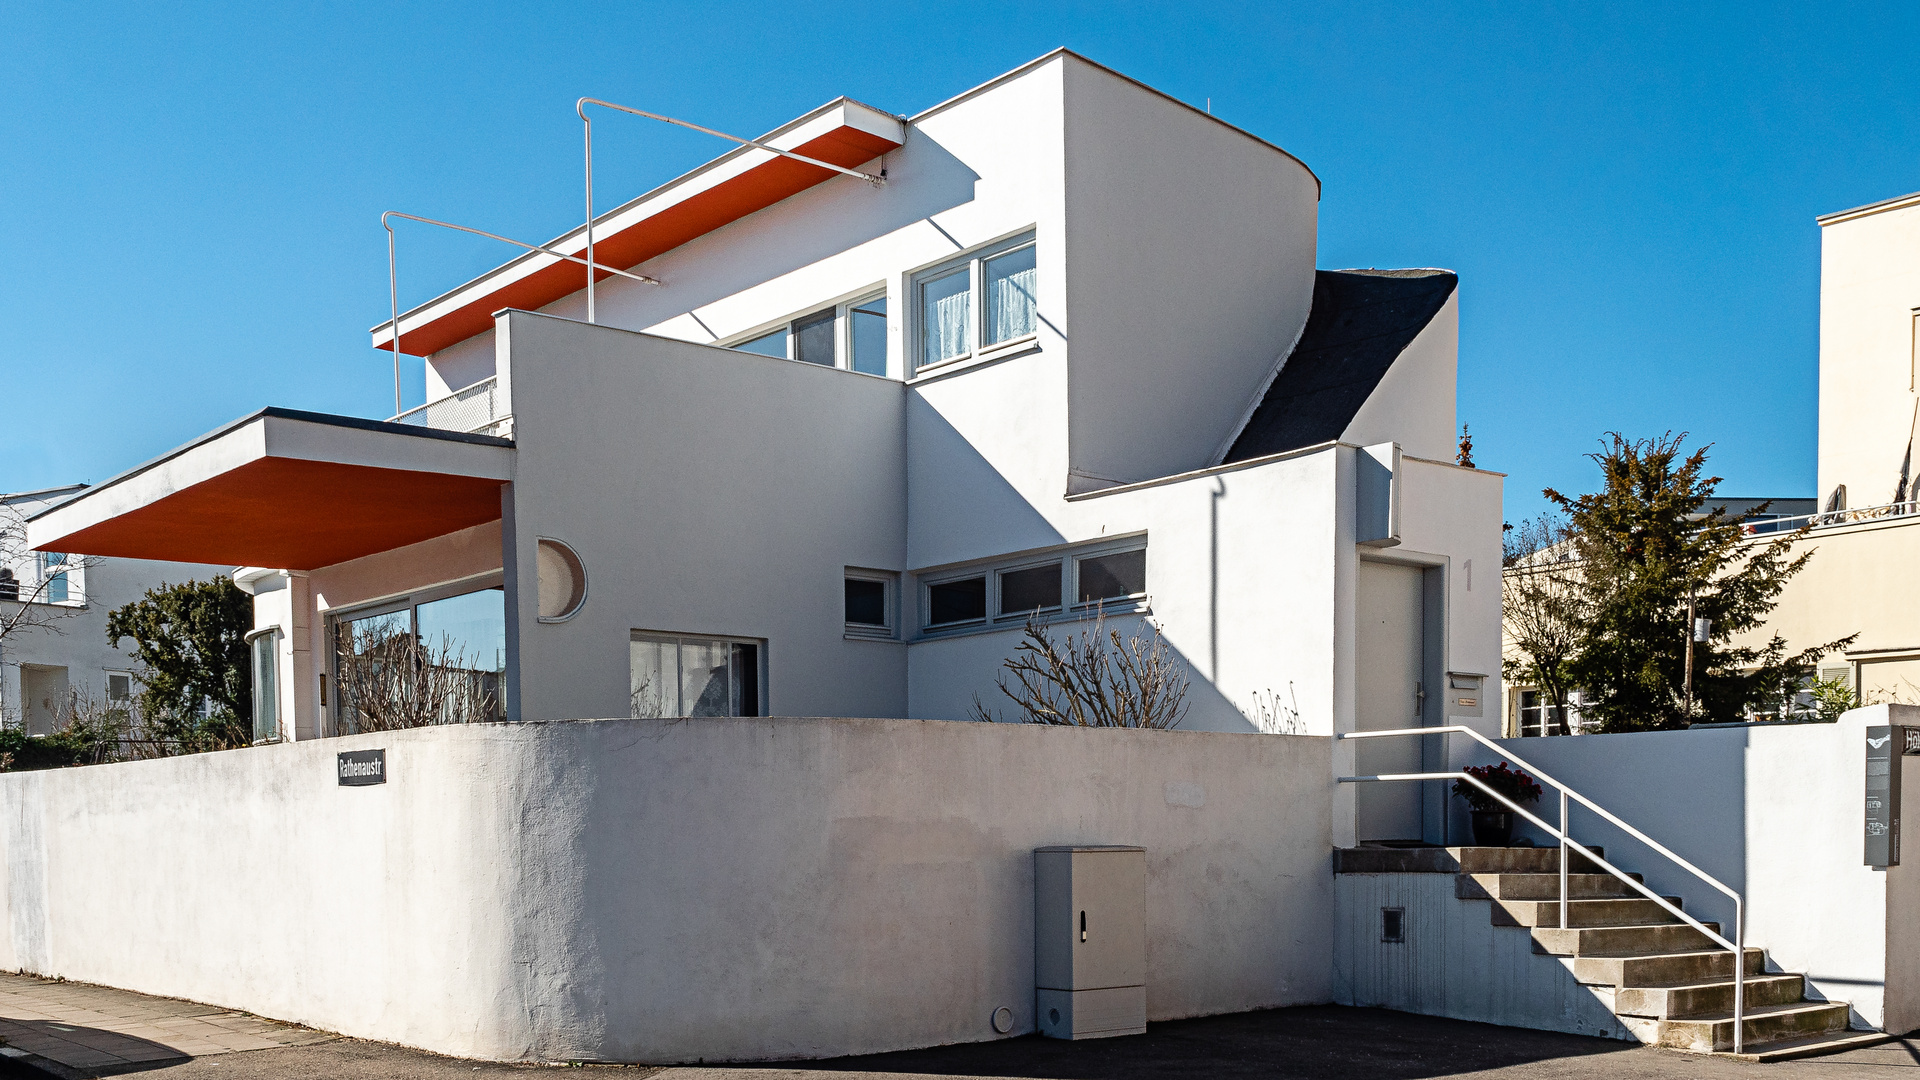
[26, 408, 515, 571]
[372, 98, 907, 358]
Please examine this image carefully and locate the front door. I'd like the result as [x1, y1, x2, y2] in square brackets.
[1354, 561, 1426, 843]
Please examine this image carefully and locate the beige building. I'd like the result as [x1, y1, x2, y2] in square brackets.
[1503, 188, 1920, 733]
[1756, 189, 1920, 704]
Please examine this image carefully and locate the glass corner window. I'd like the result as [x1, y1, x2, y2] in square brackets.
[630, 631, 762, 717]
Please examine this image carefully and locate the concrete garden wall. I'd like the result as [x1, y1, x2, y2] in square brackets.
[0, 717, 1333, 1063]
[1456, 704, 1920, 1032]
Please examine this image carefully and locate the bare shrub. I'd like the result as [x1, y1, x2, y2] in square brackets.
[971, 609, 1189, 729]
[1246, 684, 1303, 734]
[335, 623, 500, 732]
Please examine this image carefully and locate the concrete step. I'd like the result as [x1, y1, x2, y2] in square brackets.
[1652, 1000, 1852, 1054]
[1534, 921, 1723, 957]
[1573, 947, 1765, 988]
[1456, 871, 1643, 901]
[1723, 1029, 1890, 1062]
[1613, 973, 1806, 1018]
[1333, 845, 1607, 875]
[1492, 896, 1685, 928]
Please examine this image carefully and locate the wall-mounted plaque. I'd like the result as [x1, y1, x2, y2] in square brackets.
[338, 749, 386, 787]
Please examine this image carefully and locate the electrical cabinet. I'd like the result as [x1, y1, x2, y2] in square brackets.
[1034, 845, 1146, 1039]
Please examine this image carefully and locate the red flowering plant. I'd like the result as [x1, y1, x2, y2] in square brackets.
[1453, 762, 1544, 812]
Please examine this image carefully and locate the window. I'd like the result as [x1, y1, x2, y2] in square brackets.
[0, 568, 16, 602]
[917, 538, 1148, 635]
[106, 671, 132, 703]
[39, 552, 68, 604]
[725, 289, 891, 376]
[1516, 689, 1592, 737]
[1075, 549, 1146, 605]
[998, 562, 1062, 617]
[330, 579, 506, 734]
[913, 234, 1038, 373]
[926, 576, 987, 627]
[844, 571, 896, 639]
[630, 632, 761, 717]
[249, 629, 280, 743]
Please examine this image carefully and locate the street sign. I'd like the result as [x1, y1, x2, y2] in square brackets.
[338, 749, 386, 787]
[1867, 727, 1902, 867]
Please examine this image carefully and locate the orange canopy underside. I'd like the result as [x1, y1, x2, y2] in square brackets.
[52, 457, 506, 571]
[380, 124, 902, 357]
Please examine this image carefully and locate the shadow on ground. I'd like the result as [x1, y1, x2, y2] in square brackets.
[0, 1018, 188, 1076]
[753, 1006, 1640, 1080]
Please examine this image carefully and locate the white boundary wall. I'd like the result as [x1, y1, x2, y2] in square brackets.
[0, 718, 1332, 1062]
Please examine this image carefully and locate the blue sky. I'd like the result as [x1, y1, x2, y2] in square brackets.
[3, 2, 1917, 523]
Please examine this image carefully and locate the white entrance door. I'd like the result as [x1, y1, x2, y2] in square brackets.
[1355, 561, 1425, 842]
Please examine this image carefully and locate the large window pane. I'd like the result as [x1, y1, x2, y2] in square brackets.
[334, 609, 410, 734]
[415, 588, 507, 724]
[1076, 549, 1146, 604]
[734, 328, 787, 358]
[729, 642, 760, 717]
[928, 576, 987, 626]
[40, 553, 68, 604]
[984, 245, 1037, 345]
[999, 563, 1061, 616]
[682, 641, 731, 717]
[630, 638, 676, 718]
[793, 308, 836, 366]
[920, 268, 971, 367]
[850, 295, 887, 375]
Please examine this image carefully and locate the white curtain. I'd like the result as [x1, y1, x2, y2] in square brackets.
[921, 269, 971, 365]
[985, 246, 1037, 345]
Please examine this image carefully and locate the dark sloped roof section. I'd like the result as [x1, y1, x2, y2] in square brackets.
[1224, 268, 1457, 463]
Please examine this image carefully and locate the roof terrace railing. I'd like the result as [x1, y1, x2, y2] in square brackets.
[389, 376, 505, 437]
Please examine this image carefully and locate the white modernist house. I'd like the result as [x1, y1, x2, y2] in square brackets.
[0, 51, 1624, 1063]
[26, 50, 1502, 845]
[1, 485, 230, 733]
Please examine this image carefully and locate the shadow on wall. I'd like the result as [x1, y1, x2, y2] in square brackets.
[591, 128, 982, 327]
[906, 392, 1067, 563]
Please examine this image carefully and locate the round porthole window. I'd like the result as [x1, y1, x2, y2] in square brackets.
[536, 538, 587, 621]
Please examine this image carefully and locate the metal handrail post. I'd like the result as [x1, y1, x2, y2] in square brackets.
[577, 100, 597, 325]
[377, 211, 662, 385]
[1735, 898, 1746, 1053]
[1559, 788, 1569, 929]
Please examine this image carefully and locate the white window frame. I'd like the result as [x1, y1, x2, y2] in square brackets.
[324, 571, 506, 735]
[909, 231, 1038, 376]
[719, 284, 891, 377]
[628, 629, 767, 717]
[247, 627, 282, 744]
[104, 669, 134, 704]
[1070, 541, 1150, 611]
[915, 534, 1149, 638]
[844, 568, 898, 640]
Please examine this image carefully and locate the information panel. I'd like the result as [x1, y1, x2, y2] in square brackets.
[1867, 726, 1903, 867]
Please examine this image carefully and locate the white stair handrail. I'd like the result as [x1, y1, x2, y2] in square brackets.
[1338, 725, 1747, 1053]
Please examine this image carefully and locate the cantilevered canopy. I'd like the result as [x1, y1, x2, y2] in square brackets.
[371, 98, 906, 358]
[28, 409, 514, 571]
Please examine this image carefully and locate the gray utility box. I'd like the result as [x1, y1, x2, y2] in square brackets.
[1034, 845, 1146, 1039]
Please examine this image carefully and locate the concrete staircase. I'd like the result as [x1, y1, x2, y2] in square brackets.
[1336, 846, 1887, 1061]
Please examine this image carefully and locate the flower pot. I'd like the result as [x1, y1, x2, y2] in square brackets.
[1470, 810, 1514, 847]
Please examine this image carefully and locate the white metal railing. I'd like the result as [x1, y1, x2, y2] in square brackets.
[1745, 498, 1920, 535]
[390, 376, 506, 436]
[1338, 725, 1748, 1053]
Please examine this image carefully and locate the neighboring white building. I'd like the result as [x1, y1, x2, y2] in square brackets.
[26, 50, 1504, 846]
[1, 485, 231, 734]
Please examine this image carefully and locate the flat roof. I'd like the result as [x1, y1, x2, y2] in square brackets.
[1817, 189, 1920, 226]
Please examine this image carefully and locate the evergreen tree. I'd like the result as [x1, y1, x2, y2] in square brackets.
[106, 577, 253, 751]
[1544, 433, 1852, 731]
